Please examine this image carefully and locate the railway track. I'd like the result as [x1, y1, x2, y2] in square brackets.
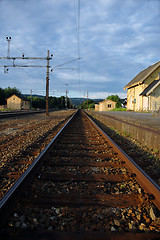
[0, 110, 160, 240]
[0, 110, 46, 119]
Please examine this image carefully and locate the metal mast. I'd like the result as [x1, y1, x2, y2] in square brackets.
[46, 50, 50, 116]
[0, 40, 52, 116]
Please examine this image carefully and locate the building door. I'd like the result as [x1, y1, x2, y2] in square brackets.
[129, 96, 132, 110]
[143, 96, 148, 111]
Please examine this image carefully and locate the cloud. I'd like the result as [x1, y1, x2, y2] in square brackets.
[0, 0, 159, 98]
[88, 91, 127, 100]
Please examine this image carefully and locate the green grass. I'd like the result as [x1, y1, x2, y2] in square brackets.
[0, 108, 18, 112]
[0, 109, 9, 112]
[111, 108, 126, 111]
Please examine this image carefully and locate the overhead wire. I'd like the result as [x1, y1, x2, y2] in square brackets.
[77, 0, 81, 94]
[1, 2, 81, 96]
[1, 33, 26, 56]
[50, 1, 81, 96]
[78, 0, 80, 59]
[74, 0, 78, 38]
[0, 32, 49, 88]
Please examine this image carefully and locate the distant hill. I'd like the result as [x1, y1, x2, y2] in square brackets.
[24, 94, 45, 98]
[70, 98, 104, 106]
[70, 98, 85, 106]
[23, 94, 104, 107]
[93, 99, 104, 104]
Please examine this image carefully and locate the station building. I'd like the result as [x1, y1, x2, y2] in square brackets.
[7, 94, 30, 110]
[124, 60, 160, 112]
[95, 99, 116, 111]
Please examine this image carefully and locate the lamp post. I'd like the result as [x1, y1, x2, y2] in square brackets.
[6, 36, 11, 58]
[65, 83, 68, 109]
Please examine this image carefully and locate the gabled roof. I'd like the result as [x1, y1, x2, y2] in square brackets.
[99, 99, 116, 104]
[124, 60, 160, 90]
[140, 79, 160, 96]
[7, 94, 29, 101]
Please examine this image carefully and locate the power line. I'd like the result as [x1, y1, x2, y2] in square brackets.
[52, 57, 80, 70]
[74, 0, 78, 39]
[1, 33, 28, 56]
[0, 34, 48, 80]
[0, 41, 52, 115]
[77, 0, 81, 93]
[78, 0, 80, 59]
[72, 0, 81, 94]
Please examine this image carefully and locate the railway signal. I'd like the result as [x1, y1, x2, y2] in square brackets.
[0, 37, 80, 115]
[0, 38, 52, 116]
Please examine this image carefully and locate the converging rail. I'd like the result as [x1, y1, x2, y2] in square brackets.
[0, 109, 46, 119]
[0, 110, 160, 240]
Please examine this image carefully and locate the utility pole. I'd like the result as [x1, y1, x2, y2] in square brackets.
[65, 84, 68, 109]
[30, 89, 32, 109]
[87, 89, 88, 110]
[61, 96, 63, 109]
[69, 97, 71, 109]
[0, 38, 52, 116]
[84, 92, 86, 109]
[6, 36, 11, 57]
[46, 50, 50, 116]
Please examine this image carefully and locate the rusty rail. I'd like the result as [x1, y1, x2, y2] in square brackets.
[0, 109, 160, 239]
[0, 110, 77, 226]
[85, 111, 160, 209]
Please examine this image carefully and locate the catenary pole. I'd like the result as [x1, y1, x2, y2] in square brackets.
[65, 84, 68, 109]
[30, 89, 32, 110]
[0, 46, 52, 116]
[87, 89, 88, 110]
[46, 50, 50, 116]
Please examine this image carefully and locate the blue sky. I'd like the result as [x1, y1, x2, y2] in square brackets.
[0, 0, 160, 99]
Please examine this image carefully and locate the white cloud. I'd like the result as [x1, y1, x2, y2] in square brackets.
[88, 91, 127, 99]
[0, 0, 159, 99]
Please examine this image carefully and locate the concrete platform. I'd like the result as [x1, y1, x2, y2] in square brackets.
[94, 111, 160, 132]
[88, 110, 160, 151]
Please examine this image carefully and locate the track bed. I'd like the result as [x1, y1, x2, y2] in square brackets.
[1, 110, 160, 239]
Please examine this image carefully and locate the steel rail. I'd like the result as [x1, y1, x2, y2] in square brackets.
[0, 109, 62, 119]
[0, 110, 46, 119]
[85, 111, 160, 209]
[1, 109, 160, 229]
[0, 110, 77, 226]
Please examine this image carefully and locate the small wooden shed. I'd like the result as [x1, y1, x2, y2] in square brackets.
[95, 99, 116, 111]
[95, 104, 99, 111]
[7, 94, 30, 110]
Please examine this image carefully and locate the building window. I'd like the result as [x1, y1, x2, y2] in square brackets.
[108, 104, 111, 108]
[13, 98, 15, 100]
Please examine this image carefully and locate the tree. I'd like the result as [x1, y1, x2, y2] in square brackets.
[31, 96, 45, 109]
[27, 95, 68, 109]
[60, 96, 65, 109]
[79, 100, 95, 109]
[4, 87, 21, 99]
[0, 87, 22, 105]
[48, 96, 69, 109]
[0, 88, 5, 105]
[107, 95, 121, 108]
[89, 103, 95, 109]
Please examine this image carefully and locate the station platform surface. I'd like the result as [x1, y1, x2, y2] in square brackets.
[94, 111, 160, 132]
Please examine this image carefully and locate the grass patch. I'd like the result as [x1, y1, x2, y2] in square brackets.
[0, 108, 12, 112]
[123, 130, 132, 138]
[111, 108, 126, 111]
